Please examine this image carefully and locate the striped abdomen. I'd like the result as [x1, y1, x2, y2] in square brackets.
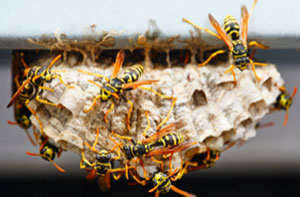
[19, 82, 35, 103]
[223, 15, 240, 40]
[155, 133, 184, 148]
[122, 64, 144, 84]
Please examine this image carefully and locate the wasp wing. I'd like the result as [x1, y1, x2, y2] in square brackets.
[208, 14, 233, 50]
[123, 80, 158, 90]
[241, 5, 249, 45]
[7, 78, 31, 108]
[97, 173, 111, 192]
[146, 141, 197, 157]
[86, 168, 97, 181]
[111, 50, 125, 79]
[142, 120, 185, 144]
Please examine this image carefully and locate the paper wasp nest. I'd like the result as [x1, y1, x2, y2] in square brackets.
[27, 52, 282, 178]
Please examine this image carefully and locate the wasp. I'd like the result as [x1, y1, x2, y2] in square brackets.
[7, 54, 74, 135]
[183, 0, 268, 85]
[80, 128, 144, 191]
[26, 136, 65, 173]
[78, 50, 176, 130]
[112, 113, 196, 180]
[148, 170, 196, 197]
[7, 103, 39, 146]
[272, 85, 297, 126]
[142, 118, 196, 172]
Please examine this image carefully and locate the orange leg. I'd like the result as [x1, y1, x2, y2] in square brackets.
[225, 64, 237, 85]
[25, 100, 44, 137]
[84, 95, 101, 113]
[104, 101, 115, 123]
[250, 60, 261, 81]
[171, 185, 196, 197]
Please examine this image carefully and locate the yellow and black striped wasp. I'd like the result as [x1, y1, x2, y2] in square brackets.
[7, 103, 38, 146]
[148, 170, 196, 197]
[7, 54, 74, 136]
[7, 52, 38, 146]
[111, 113, 196, 180]
[26, 135, 65, 173]
[183, 0, 268, 85]
[78, 50, 176, 130]
[272, 85, 297, 126]
[80, 128, 144, 191]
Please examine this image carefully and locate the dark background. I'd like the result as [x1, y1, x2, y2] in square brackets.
[1, 50, 300, 197]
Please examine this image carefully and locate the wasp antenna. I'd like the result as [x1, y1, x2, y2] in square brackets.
[26, 152, 41, 157]
[292, 86, 298, 98]
[47, 54, 62, 70]
[50, 160, 65, 173]
[7, 120, 18, 125]
[148, 184, 159, 193]
[283, 109, 289, 126]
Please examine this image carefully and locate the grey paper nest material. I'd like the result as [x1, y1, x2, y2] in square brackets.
[29, 56, 281, 178]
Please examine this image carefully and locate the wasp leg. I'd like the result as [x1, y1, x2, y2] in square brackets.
[171, 160, 187, 181]
[139, 159, 149, 180]
[80, 149, 94, 169]
[24, 129, 37, 146]
[128, 169, 146, 186]
[84, 95, 101, 113]
[182, 18, 222, 40]
[170, 185, 196, 197]
[126, 99, 133, 130]
[142, 111, 150, 137]
[92, 128, 100, 149]
[39, 86, 55, 92]
[78, 69, 110, 82]
[248, 41, 269, 49]
[138, 86, 177, 131]
[111, 131, 134, 142]
[250, 60, 261, 81]
[36, 95, 60, 107]
[104, 101, 115, 123]
[225, 64, 237, 85]
[14, 74, 21, 88]
[25, 99, 44, 136]
[52, 74, 75, 88]
[168, 153, 174, 173]
[151, 157, 164, 171]
[254, 62, 268, 67]
[198, 49, 226, 67]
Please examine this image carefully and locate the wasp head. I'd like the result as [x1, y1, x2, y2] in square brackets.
[152, 173, 171, 193]
[96, 150, 111, 163]
[277, 93, 292, 110]
[40, 145, 56, 162]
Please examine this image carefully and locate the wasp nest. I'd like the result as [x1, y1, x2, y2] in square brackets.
[27, 53, 281, 178]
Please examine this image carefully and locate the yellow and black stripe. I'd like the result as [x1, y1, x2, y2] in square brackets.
[223, 15, 240, 40]
[95, 150, 112, 176]
[152, 172, 172, 194]
[275, 93, 292, 110]
[155, 133, 184, 148]
[122, 64, 144, 84]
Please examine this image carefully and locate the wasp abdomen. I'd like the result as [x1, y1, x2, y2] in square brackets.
[223, 15, 240, 40]
[155, 133, 184, 148]
[122, 64, 144, 84]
